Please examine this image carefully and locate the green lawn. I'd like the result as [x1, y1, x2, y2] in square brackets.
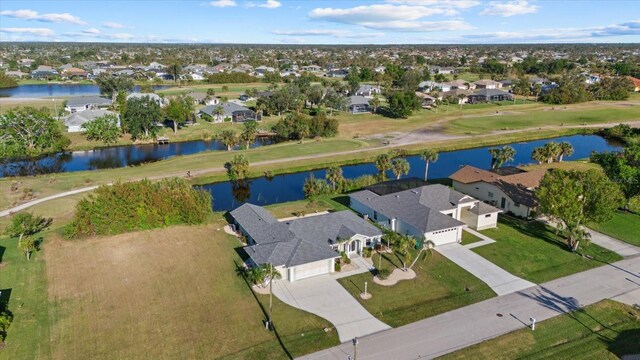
[461, 230, 483, 245]
[440, 300, 640, 360]
[589, 210, 640, 247]
[474, 217, 623, 284]
[0, 222, 339, 360]
[338, 249, 496, 328]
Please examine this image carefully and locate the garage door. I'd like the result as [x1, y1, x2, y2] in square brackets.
[293, 259, 330, 281]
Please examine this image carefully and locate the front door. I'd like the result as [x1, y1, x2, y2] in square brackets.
[349, 240, 358, 254]
[501, 197, 506, 208]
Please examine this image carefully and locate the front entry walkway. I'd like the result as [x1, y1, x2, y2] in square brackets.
[436, 243, 536, 296]
[272, 275, 390, 342]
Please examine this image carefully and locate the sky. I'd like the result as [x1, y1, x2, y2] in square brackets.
[0, 0, 639, 44]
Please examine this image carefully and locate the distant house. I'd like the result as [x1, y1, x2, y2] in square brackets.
[325, 69, 348, 78]
[4, 70, 28, 78]
[498, 79, 514, 89]
[126, 93, 166, 107]
[529, 77, 549, 86]
[355, 84, 381, 97]
[62, 67, 88, 79]
[63, 109, 119, 133]
[468, 89, 513, 103]
[431, 67, 458, 75]
[300, 65, 322, 72]
[186, 92, 219, 106]
[347, 96, 372, 114]
[450, 165, 547, 218]
[628, 76, 640, 92]
[418, 81, 450, 92]
[198, 102, 260, 123]
[415, 92, 436, 108]
[31, 65, 58, 78]
[230, 203, 382, 282]
[473, 79, 502, 89]
[441, 89, 474, 104]
[65, 96, 113, 113]
[349, 184, 500, 247]
[443, 79, 474, 90]
[584, 74, 601, 85]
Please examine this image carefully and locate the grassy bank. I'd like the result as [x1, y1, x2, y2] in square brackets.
[440, 300, 640, 360]
[474, 217, 622, 284]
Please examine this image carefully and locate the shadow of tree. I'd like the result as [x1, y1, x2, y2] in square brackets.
[607, 328, 640, 357]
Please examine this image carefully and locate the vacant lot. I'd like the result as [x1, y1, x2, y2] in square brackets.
[589, 210, 640, 247]
[475, 217, 622, 284]
[338, 250, 495, 328]
[43, 224, 337, 360]
[440, 300, 640, 360]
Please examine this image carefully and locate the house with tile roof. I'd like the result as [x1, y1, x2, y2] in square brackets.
[230, 204, 382, 282]
[449, 165, 547, 218]
[349, 184, 500, 247]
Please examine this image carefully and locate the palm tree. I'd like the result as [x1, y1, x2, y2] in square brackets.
[420, 149, 438, 181]
[325, 166, 344, 190]
[395, 235, 416, 271]
[169, 63, 181, 83]
[240, 120, 258, 148]
[488, 146, 516, 169]
[391, 158, 410, 180]
[245, 266, 266, 286]
[558, 142, 574, 162]
[458, 94, 466, 109]
[374, 153, 392, 180]
[213, 105, 225, 122]
[262, 263, 282, 329]
[531, 147, 547, 164]
[218, 129, 237, 151]
[369, 94, 380, 113]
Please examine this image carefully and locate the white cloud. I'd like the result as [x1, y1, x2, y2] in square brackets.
[64, 31, 135, 41]
[480, 0, 538, 17]
[209, 0, 237, 7]
[103, 21, 126, 29]
[272, 29, 385, 38]
[463, 20, 640, 42]
[248, 0, 282, 9]
[0, 9, 86, 25]
[362, 20, 473, 32]
[83, 28, 101, 34]
[0, 27, 54, 37]
[386, 0, 480, 8]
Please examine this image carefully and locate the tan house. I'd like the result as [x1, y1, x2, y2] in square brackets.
[473, 79, 502, 89]
[628, 76, 640, 92]
[449, 165, 547, 218]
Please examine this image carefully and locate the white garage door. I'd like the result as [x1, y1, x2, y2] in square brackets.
[293, 259, 330, 281]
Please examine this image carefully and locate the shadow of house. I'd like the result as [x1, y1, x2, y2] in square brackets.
[0, 245, 4, 264]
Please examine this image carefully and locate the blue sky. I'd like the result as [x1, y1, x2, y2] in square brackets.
[0, 0, 638, 44]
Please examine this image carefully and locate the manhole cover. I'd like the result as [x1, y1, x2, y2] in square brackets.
[496, 313, 503, 317]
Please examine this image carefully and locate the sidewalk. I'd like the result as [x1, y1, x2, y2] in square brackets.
[587, 228, 640, 257]
[301, 255, 640, 360]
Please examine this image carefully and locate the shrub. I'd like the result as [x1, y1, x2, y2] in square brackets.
[0, 309, 13, 343]
[66, 178, 212, 238]
[334, 262, 342, 272]
[363, 247, 372, 258]
[629, 195, 640, 214]
[340, 251, 351, 265]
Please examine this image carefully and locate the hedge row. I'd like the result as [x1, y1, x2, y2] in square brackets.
[66, 178, 212, 238]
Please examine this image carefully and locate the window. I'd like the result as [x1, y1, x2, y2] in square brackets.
[373, 211, 378, 220]
[475, 186, 480, 190]
[485, 214, 492, 218]
[514, 202, 520, 207]
[488, 192, 494, 198]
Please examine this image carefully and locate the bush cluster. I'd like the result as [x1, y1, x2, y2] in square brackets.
[206, 73, 257, 84]
[272, 113, 339, 140]
[66, 178, 212, 237]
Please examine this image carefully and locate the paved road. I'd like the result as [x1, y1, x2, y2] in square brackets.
[273, 275, 390, 343]
[301, 256, 640, 360]
[436, 243, 536, 296]
[0, 185, 102, 217]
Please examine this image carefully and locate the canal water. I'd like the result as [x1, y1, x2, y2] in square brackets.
[0, 84, 171, 98]
[198, 135, 621, 212]
[0, 138, 275, 177]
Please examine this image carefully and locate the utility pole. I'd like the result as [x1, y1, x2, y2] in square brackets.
[268, 264, 273, 330]
[352, 337, 358, 360]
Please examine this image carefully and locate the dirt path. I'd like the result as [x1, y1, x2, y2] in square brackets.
[2, 120, 638, 217]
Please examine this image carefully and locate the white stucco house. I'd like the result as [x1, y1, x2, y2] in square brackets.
[63, 109, 119, 133]
[230, 204, 382, 282]
[349, 184, 501, 247]
[450, 165, 547, 218]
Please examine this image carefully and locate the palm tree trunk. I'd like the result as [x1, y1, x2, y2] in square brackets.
[173, 120, 178, 134]
[424, 161, 429, 181]
[409, 248, 425, 269]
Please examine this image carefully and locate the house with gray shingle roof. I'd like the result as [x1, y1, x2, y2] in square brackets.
[65, 96, 113, 113]
[230, 204, 382, 282]
[63, 109, 119, 133]
[349, 184, 500, 247]
[198, 102, 258, 123]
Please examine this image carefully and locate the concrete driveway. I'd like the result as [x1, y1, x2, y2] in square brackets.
[272, 275, 390, 342]
[436, 243, 536, 296]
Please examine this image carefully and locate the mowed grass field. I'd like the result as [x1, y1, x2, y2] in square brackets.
[440, 300, 640, 360]
[475, 217, 622, 284]
[0, 224, 338, 360]
[589, 211, 640, 247]
[338, 250, 496, 328]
